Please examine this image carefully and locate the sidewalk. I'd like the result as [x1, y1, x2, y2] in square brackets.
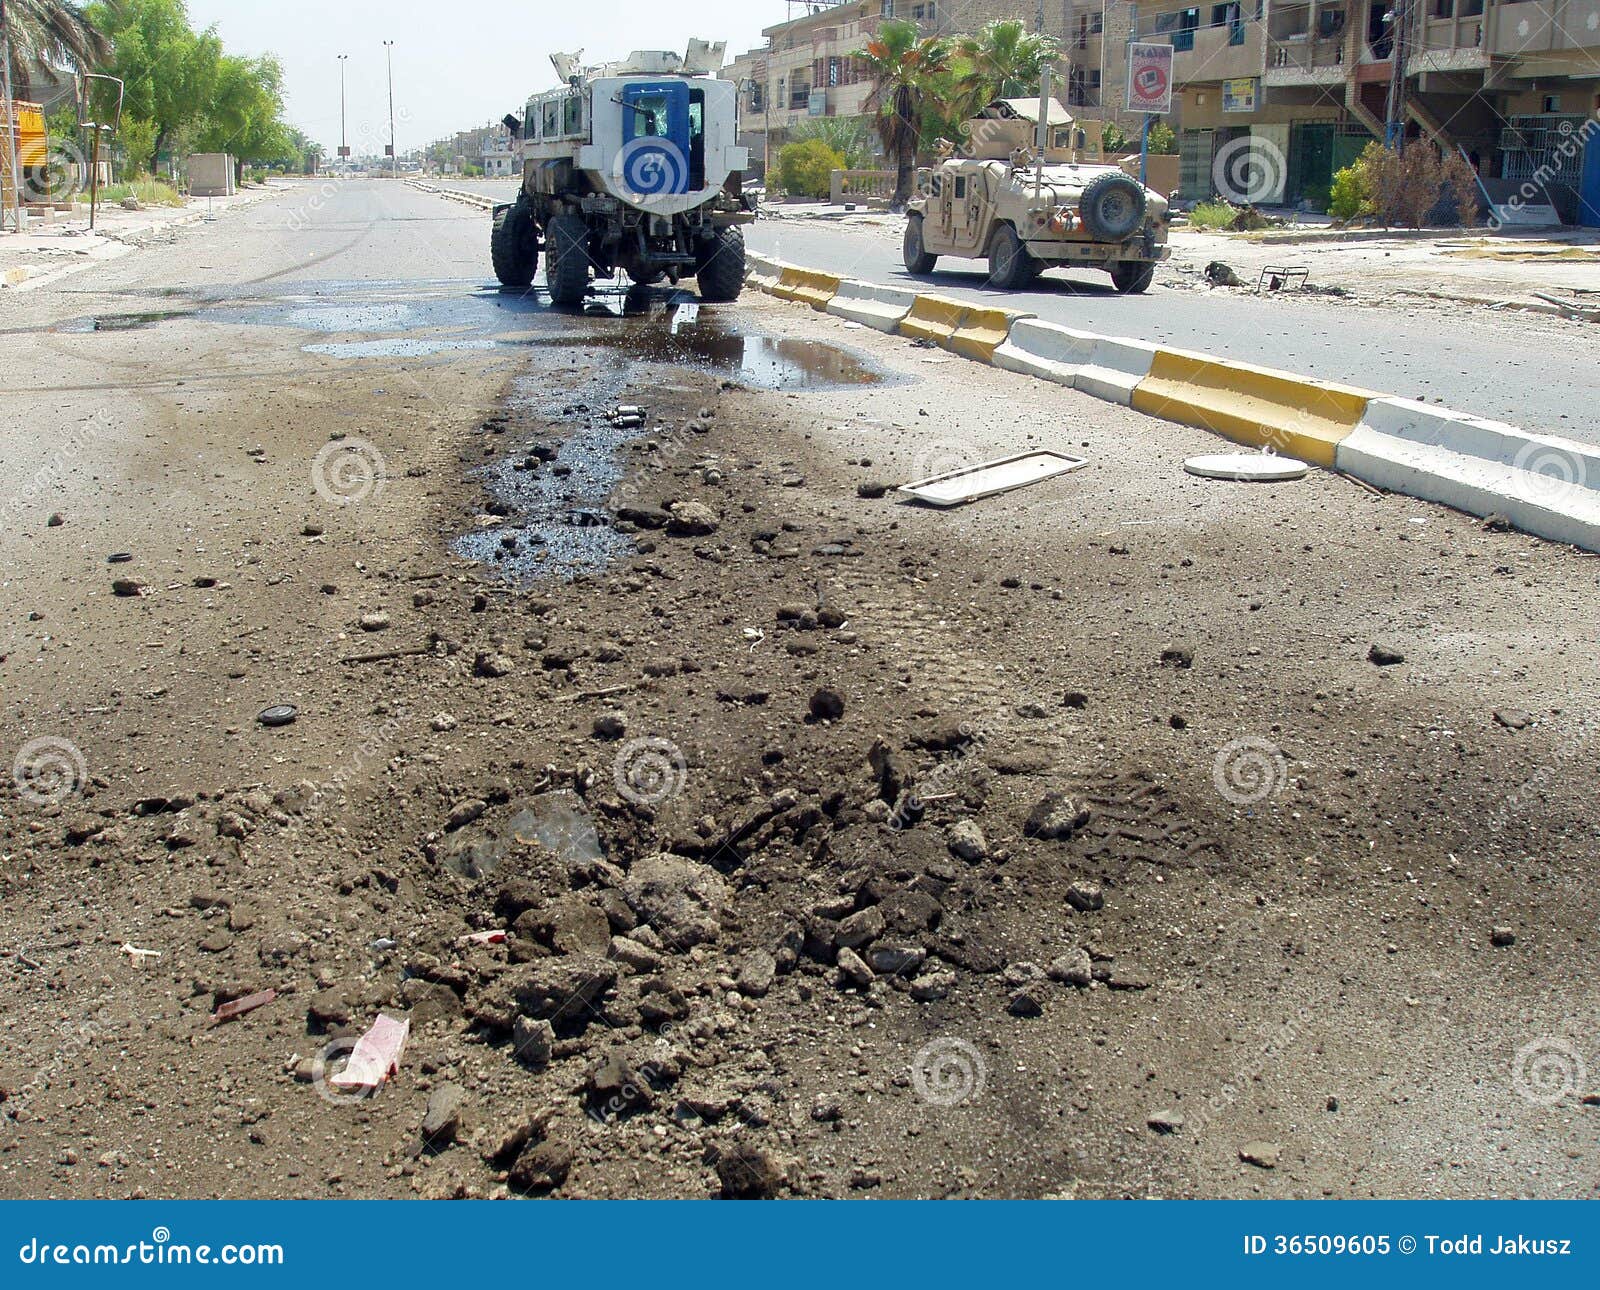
[0, 180, 293, 292]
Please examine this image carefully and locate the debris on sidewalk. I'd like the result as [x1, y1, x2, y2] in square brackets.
[898, 451, 1088, 507]
[119, 943, 161, 963]
[1183, 452, 1309, 482]
[330, 1013, 410, 1091]
[1256, 265, 1309, 294]
[210, 988, 277, 1025]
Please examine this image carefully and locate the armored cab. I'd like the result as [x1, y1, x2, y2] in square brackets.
[491, 40, 757, 304]
[905, 99, 1171, 294]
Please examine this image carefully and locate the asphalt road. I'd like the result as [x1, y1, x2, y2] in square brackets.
[429, 175, 1596, 442]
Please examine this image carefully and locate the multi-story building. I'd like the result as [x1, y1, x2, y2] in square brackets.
[1134, 0, 1600, 221]
[722, 2, 1140, 178]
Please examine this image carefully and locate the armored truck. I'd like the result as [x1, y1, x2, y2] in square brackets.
[491, 40, 757, 305]
[906, 99, 1170, 294]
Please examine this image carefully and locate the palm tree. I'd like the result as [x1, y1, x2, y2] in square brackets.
[856, 17, 950, 211]
[956, 19, 1062, 107]
[5, 0, 116, 92]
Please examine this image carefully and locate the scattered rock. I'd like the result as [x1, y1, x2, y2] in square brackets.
[836, 946, 874, 987]
[111, 578, 146, 598]
[509, 1139, 572, 1193]
[420, 1083, 466, 1147]
[1147, 1109, 1184, 1135]
[1490, 926, 1516, 947]
[667, 501, 719, 537]
[714, 1143, 784, 1198]
[473, 651, 515, 678]
[592, 710, 628, 740]
[1493, 708, 1533, 730]
[1368, 642, 1405, 666]
[946, 819, 988, 862]
[622, 855, 729, 948]
[1047, 948, 1093, 987]
[1065, 881, 1105, 913]
[358, 612, 390, 632]
[1024, 793, 1091, 841]
[445, 799, 487, 831]
[1239, 1140, 1282, 1169]
[736, 951, 777, 998]
[511, 1016, 555, 1069]
[856, 480, 891, 499]
[808, 687, 846, 722]
[512, 957, 618, 1024]
[586, 1053, 656, 1118]
[1159, 643, 1193, 669]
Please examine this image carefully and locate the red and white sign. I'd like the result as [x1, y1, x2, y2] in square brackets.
[1126, 42, 1175, 115]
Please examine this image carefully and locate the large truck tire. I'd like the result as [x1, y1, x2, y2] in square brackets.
[491, 203, 538, 288]
[986, 223, 1032, 290]
[694, 226, 746, 302]
[545, 213, 593, 306]
[1110, 260, 1156, 294]
[903, 215, 936, 274]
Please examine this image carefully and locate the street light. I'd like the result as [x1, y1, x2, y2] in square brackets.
[337, 54, 349, 171]
[383, 41, 396, 179]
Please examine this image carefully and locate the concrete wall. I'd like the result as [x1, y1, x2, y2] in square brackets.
[187, 153, 235, 197]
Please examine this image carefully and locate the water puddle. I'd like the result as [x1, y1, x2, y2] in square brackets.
[51, 309, 196, 334]
[304, 337, 500, 359]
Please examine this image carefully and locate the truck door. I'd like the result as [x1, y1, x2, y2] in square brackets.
[619, 81, 692, 196]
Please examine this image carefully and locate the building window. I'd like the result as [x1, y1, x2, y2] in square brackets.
[1433, 0, 1454, 15]
[1542, 94, 1561, 113]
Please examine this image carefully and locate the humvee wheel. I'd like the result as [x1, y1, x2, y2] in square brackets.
[545, 213, 592, 307]
[903, 215, 936, 274]
[628, 267, 666, 286]
[986, 223, 1033, 291]
[1110, 261, 1156, 295]
[694, 226, 746, 302]
[491, 203, 537, 289]
[1078, 172, 1147, 241]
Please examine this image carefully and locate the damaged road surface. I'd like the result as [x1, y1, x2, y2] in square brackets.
[1, 180, 1596, 1201]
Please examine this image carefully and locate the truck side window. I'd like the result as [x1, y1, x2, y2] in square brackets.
[954, 177, 967, 199]
[688, 90, 706, 189]
[542, 101, 559, 138]
[563, 95, 582, 136]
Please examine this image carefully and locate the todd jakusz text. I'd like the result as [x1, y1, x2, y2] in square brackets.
[1428, 1235, 1572, 1256]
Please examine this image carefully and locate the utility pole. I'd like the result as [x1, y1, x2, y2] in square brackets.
[0, 0, 25, 232]
[383, 41, 396, 179]
[337, 54, 349, 171]
[1383, 0, 1410, 151]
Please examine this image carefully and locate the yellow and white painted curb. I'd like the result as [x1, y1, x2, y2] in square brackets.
[743, 251, 1600, 553]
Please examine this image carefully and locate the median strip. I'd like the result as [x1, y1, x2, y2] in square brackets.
[745, 254, 1600, 554]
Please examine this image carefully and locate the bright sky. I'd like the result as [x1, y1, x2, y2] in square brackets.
[186, 0, 784, 154]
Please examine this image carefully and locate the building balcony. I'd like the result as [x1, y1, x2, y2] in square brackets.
[1488, 0, 1600, 58]
[1172, 21, 1267, 85]
[1264, 33, 1346, 87]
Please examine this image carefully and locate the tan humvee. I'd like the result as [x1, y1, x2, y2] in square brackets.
[905, 99, 1171, 294]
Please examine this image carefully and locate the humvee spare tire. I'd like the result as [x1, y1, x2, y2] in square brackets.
[1078, 172, 1147, 242]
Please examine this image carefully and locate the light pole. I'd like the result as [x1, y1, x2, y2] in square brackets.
[337, 54, 349, 172]
[383, 41, 396, 179]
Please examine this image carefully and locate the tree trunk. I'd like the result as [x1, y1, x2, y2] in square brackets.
[893, 141, 914, 210]
[150, 126, 168, 178]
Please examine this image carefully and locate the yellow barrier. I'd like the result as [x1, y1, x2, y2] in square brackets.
[897, 294, 970, 346]
[1132, 351, 1376, 468]
[949, 306, 1031, 363]
[789, 269, 841, 311]
[768, 267, 808, 301]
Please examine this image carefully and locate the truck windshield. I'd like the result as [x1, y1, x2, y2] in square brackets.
[630, 95, 668, 137]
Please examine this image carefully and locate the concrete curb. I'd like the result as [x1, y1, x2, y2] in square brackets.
[743, 255, 1600, 553]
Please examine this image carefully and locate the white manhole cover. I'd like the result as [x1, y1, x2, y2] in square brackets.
[1184, 453, 1309, 482]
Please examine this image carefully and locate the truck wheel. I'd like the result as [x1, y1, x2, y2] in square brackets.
[1110, 261, 1156, 294]
[1078, 173, 1147, 241]
[628, 267, 666, 286]
[986, 223, 1033, 290]
[545, 213, 592, 306]
[491, 203, 537, 288]
[694, 227, 746, 302]
[903, 215, 936, 274]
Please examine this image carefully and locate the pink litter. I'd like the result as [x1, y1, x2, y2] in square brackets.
[330, 1013, 410, 1090]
